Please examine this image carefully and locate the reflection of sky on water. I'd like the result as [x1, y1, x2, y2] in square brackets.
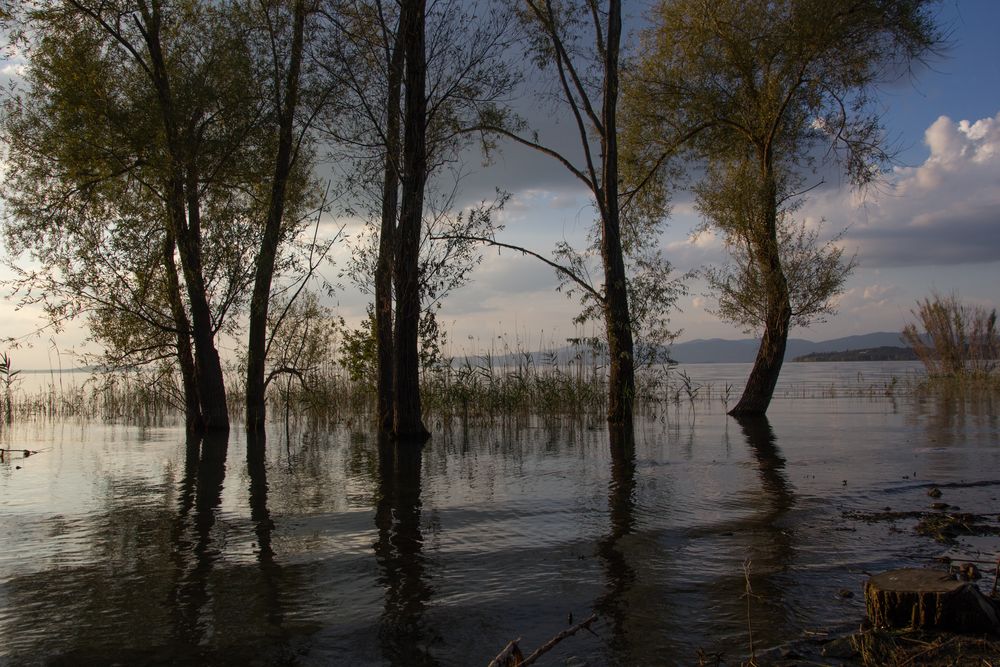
[1, 377, 998, 665]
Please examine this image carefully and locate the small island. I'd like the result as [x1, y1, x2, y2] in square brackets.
[793, 346, 918, 362]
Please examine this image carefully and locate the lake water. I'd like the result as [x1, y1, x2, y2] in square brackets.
[2, 362, 999, 665]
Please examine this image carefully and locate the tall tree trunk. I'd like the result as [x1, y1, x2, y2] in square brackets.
[246, 0, 306, 432]
[140, 3, 229, 432]
[182, 159, 229, 430]
[600, 0, 635, 435]
[176, 215, 230, 430]
[392, 0, 429, 443]
[163, 229, 203, 432]
[376, 32, 405, 437]
[729, 161, 790, 417]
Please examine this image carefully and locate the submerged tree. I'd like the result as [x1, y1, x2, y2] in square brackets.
[472, 0, 690, 435]
[2, 0, 275, 431]
[244, 0, 324, 433]
[320, 0, 515, 439]
[448, 0, 637, 433]
[628, 0, 941, 416]
[3, 0, 324, 432]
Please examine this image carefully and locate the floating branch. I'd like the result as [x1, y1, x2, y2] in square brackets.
[488, 613, 598, 667]
[0, 448, 44, 459]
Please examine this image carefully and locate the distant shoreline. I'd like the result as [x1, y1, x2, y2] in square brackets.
[792, 346, 917, 362]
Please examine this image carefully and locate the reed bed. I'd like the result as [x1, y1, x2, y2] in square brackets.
[5, 371, 180, 424]
[0, 334, 970, 429]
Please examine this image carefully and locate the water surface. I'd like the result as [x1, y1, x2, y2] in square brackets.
[2, 363, 998, 665]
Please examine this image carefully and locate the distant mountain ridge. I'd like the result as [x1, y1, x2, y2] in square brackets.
[668, 331, 907, 363]
[463, 331, 911, 366]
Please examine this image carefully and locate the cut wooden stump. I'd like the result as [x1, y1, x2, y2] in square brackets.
[865, 568, 1000, 635]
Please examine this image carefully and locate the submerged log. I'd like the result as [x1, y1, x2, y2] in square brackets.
[865, 568, 1000, 634]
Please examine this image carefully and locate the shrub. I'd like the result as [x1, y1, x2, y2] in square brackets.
[902, 292, 998, 377]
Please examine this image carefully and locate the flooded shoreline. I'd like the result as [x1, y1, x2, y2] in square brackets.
[1, 375, 998, 665]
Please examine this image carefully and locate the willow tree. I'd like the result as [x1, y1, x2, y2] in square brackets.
[694, 159, 856, 353]
[628, 0, 940, 415]
[2, 0, 270, 431]
[479, 0, 638, 433]
[319, 0, 515, 439]
[244, 0, 314, 433]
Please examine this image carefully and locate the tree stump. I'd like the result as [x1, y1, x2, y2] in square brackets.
[865, 568, 1000, 634]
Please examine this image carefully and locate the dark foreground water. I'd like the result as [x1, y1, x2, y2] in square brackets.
[2, 363, 999, 666]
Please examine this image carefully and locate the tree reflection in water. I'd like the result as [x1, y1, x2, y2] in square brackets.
[595, 419, 799, 663]
[170, 430, 228, 648]
[247, 430, 284, 633]
[595, 427, 638, 662]
[733, 414, 797, 652]
[167, 430, 288, 659]
[736, 415, 794, 517]
[375, 438, 438, 666]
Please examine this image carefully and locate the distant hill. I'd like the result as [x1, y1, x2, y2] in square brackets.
[793, 346, 918, 362]
[667, 332, 907, 363]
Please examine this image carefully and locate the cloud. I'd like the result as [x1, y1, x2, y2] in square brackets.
[664, 227, 725, 271]
[831, 112, 1000, 268]
[1, 63, 25, 77]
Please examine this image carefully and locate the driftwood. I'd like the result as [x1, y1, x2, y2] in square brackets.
[487, 639, 524, 667]
[488, 613, 598, 667]
[866, 568, 1000, 635]
[0, 448, 42, 462]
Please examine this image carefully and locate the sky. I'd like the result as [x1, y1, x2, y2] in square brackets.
[411, 0, 1000, 359]
[2, 0, 999, 369]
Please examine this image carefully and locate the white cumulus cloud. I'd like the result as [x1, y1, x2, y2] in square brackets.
[833, 112, 1000, 267]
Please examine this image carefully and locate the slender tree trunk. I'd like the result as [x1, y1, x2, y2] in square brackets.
[163, 230, 203, 432]
[246, 0, 306, 432]
[181, 160, 229, 430]
[600, 0, 635, 435]
[140, 3, 229, 432]
[729, 160, 790, 417]
[392, 0, 429, 442]
[729, 286, 791, 416]
[177, 217, 230, 430]
[376, 32, 405, 437]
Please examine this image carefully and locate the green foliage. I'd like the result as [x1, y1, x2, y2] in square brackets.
[334, 306, 448, 389]
[628, 0, 941, 185]
[695, 159, 856, 333]
[554, 233, 688, 367]
[265, 290, 336, 389]
[2, 0, 324, 385]
[3, 1, 254, 351]
[337, 313, 379, 387]
[0, 352, 21, 423]
[902, 292, 999, 377]
[625, 0, 938, 341]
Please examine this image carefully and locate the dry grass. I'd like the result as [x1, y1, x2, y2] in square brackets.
[902, 292, 999, 378]
[853, 629, 1000, 667]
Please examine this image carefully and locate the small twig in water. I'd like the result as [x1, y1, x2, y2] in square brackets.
[742, 559, 757, 667]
